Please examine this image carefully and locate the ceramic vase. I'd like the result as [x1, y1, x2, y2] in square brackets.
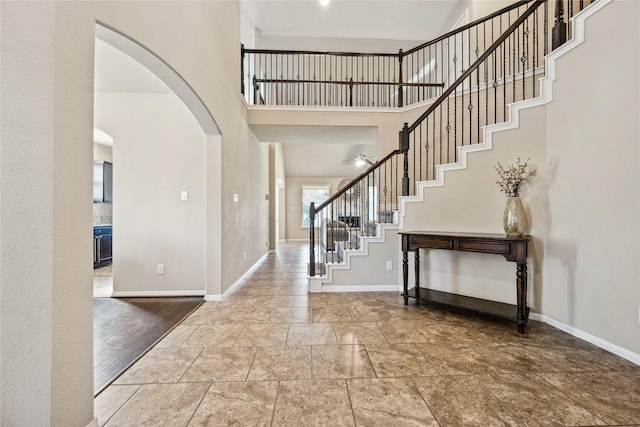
[503, 196, 527, 237]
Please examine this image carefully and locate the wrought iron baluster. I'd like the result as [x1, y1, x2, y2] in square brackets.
[502, 16, 507, 123]
[424, 115, 429, 181]
[432, 107, 436, 181]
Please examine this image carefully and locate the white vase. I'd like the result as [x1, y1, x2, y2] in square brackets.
[503, 196, 527, 237]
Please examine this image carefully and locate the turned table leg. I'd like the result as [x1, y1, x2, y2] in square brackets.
[414, 248, 420, 301]
[402, 250, 409, 305]
[516, 262, 528, 333]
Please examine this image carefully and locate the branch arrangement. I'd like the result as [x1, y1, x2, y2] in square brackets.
[495, 158, 537, 197]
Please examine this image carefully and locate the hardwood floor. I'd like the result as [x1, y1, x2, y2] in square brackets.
[94, 297, 203, 395]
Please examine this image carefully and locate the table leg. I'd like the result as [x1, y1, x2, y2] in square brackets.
[516, 262, 528, 333]
[414, 248, 420, 301]
[402, 250, 409, 305]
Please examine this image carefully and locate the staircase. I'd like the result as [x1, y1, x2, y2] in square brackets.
[302, 0, 603, 292]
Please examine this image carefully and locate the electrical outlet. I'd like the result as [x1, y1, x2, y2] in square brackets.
[243, 251, 247, 260]
[386, 260, 393, 270]
[157, 264, 165, 275]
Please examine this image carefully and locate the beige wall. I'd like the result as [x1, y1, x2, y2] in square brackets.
[95, 92, 207, 295]
[249, 106, 427, 164]
[327, 226, 401, 289]
[1, 2, 95, 425]
[269, 142, 287, 246]
[93, 143, 113, 162]
[471, 0, 513, 21]
[1, 1, 269, 424]
[541, 0, 639, 353]
[95, 2, 269, 294]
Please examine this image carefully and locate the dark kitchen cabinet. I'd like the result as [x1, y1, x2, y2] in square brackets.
[93, 161, 113, 203]
[93, 225, 112, 268]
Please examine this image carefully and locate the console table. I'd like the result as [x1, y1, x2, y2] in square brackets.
[400, 231, 531, 333]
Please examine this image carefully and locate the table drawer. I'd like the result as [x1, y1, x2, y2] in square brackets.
[411, 236, 453, 250]
[457, 240, 510, 254]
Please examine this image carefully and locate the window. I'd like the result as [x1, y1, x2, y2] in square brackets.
[301, 185, 330, 228]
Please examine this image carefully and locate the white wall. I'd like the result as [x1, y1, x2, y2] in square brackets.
[95, 93, 207, 295]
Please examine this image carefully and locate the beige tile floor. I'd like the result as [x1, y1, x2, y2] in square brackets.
[94, 264, 113, 298]
[95, 242, 640, 426]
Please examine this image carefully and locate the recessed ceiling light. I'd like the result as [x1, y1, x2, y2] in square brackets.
[320, 0, 330, 6]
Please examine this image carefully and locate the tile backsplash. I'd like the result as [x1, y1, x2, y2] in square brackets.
[93, 203, 113, 225]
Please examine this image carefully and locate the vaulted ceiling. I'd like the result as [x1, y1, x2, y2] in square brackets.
[240, 0, 463, 41]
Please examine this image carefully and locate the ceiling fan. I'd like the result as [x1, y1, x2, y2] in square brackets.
[343, 152, 377, 168]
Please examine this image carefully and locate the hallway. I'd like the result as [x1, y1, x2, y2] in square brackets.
[94, 242, 640, 426]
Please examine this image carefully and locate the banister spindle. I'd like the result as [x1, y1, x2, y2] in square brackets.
[252, 75, 258, 105]
[309, 202, 315, 277]
[398, 49, 404, 107]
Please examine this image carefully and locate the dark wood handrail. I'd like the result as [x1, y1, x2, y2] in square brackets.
[254, 78, 444, 88]
[315, 149, 402, 213]
[407, 0, 545, 133]
[403, 0, 534, 56]
[243, 47, 398, 57]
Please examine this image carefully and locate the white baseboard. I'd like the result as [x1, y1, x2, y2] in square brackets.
[205, 251, 270, 301]
[87, 417, 99, 427]
[110, 290, 205, 298]
[529, 312, 640, 366]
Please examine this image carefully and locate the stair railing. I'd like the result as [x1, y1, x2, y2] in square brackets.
[309, 148, 403, 276]
[400, 0, 549, 188]
[306, 0, 594, 276]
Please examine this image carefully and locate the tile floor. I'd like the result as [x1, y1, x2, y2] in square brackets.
[94, 264, 113, 298]
[95, 242, 640, 426]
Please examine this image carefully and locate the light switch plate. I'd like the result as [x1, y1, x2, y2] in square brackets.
[181, 191, 188, 201]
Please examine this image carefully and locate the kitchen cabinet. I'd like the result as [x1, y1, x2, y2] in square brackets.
[93, 161, 113, 203]
[94, 225, 112, 268]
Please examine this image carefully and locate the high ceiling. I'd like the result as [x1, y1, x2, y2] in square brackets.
[240, 0, 463, 42]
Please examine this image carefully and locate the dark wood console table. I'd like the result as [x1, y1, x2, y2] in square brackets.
[400, 231, 531, 333]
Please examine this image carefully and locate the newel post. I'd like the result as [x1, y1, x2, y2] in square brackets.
[552, 0, 567, 49]
[241, 44, 245, 96]
[397, 49, 404, 107]
[400, 123, 410, 196]
[309, 202, 315, 277]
